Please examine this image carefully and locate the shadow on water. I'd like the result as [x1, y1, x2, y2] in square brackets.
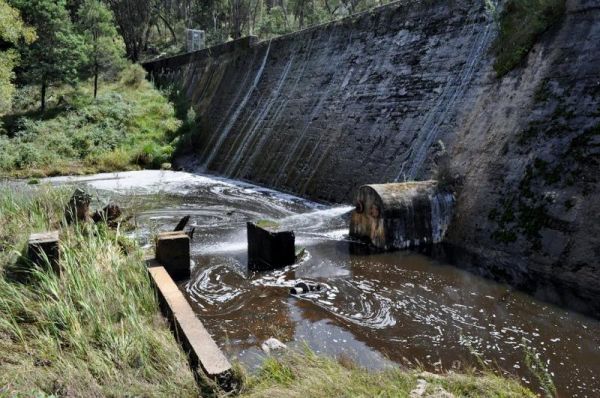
[435, 243, 600, 318]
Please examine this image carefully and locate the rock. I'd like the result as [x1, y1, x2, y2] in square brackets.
[160, 162, 172, 170]
[64, 188, 91, 224]
[261, 338, 287, 354]
[92, 203, 122, 225]
[410, 379, 428, 397]
[290, 282, 321, 295]
[410, 378, 455, 398]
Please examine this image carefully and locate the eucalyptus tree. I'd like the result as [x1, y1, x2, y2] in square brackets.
[0, 0, 35, 112]
[77, 0, 124, 98]
[10, 0, 86, 112]
[106, 0, 156, 61]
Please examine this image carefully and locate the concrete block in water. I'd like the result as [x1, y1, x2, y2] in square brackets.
[147, 263, 232, 385]
[350, 181, 454, 250]
[156, 231, 190, 280]
[28, 231, 60, 274]
[247, 222, 295, 271]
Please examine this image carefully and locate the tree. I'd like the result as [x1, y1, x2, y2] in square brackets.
[106, 0, 155, 62]
[77, 0, 124, 98]
[0, 0, 35, 113]
[11, 0, 86, 112]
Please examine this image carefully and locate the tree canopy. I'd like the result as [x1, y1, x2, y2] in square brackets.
[77, 0, 125, 98]
[12, 0, 87, 111]
[0, 0, 35, 112]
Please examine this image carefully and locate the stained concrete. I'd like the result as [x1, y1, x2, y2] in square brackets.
[247, 222, 295, 271]
[156, 231, 190, 280]
[350, 182, 454, 249]
[147, 262, 232, 382]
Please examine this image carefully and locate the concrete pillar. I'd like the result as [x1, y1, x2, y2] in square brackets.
[156, 231, 190, 280]
[247, 222, 295, 271]
[28, 231, 60, 274]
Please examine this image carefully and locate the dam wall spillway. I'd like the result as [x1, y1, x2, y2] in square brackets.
[144, 0, 600, 316]
[144, 0, 495, 203]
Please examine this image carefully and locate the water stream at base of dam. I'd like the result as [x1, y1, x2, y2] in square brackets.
[36, 170, 600, 397]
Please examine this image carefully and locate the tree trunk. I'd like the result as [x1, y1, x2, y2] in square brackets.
[41, 81, 46, 113]
[93, 63, 99, 99]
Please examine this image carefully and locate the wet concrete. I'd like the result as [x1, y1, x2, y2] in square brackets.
[43, 171, 600, 397]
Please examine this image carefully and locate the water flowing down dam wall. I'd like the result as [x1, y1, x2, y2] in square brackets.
[144, 0, 600, 316]
[144, 0, 496, 202]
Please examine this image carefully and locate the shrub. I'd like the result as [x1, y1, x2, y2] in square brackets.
[120, 63, 147, 88]
[0, 75, 181, 177]
[135, 142, 174, 169]
[493, 0, 566, 76]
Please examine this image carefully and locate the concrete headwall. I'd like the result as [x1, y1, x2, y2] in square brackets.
[144, 0, 600, 316]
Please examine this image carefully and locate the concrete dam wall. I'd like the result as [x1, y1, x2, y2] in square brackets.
[144, 0, 495, 202]
[144, 0, 600, 316]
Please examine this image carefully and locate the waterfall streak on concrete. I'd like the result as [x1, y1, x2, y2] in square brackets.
[198, 58, 255, 161]
[399, 10, 494, 181]
[202, 40, 272, 169]
[226, 53, 295, 177]
[272, 31, 344, 186]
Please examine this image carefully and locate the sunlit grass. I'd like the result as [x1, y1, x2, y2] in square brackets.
[0, 186, 197, 396]
[242, 348, 536, 397]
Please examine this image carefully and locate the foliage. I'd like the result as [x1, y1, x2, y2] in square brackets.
[493, 0, 566, 76]
[0, 0, 35, 112]
[120, 63, 148, 88]
[10, 0, 87, 111]
[0, 70, 181, 177]
[76, 0, 126, 97]
[257, 6, 294, 38]
[0, 187, 198, 396]
[523, 342, 556, 398]
[105, 0, 155, 61]
[135, 0, 396, 60]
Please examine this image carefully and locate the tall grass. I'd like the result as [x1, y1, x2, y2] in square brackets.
[0, 186, 197, 396]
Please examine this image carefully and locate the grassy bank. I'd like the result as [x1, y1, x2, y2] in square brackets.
[0, 186, 198, 396]
[0, 186, 536, 397]
[0, 65, 186, 179]
[241, 351, 535, 397]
